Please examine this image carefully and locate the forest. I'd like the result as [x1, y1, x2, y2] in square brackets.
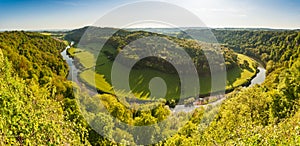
[0, 28, 299, 145]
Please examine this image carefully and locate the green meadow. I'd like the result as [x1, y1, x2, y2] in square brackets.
[69, 44, 257, 101]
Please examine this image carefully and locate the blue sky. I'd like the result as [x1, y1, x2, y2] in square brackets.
[0, 0, 299, 30]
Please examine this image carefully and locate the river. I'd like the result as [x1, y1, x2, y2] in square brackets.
[61, 46, 266, 113]
[249, 66, 266, 86]
[61, 45, 78, 82]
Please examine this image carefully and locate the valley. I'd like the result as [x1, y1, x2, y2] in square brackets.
[0, 27, 299, 145]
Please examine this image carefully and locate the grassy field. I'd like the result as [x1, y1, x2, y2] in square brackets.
[79, 69, 114, 94]
[226, 54, 257, 88]
[40, 32, 69, 45]
[40, 32, 52, 36]
[71, 44, 257, 100]
[66, 47, 77, 56]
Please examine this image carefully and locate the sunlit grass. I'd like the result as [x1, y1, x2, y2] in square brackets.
[79, 69, 113, 94]
[226, 54, 257, 88]
[40, 32, 52, 36]
[74, 50, 95, 68]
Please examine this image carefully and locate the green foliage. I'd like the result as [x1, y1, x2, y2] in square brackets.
[181, 29, 300, 73]
[0, 31, 72, 99]
[76, 92, 186, 145]
[0, 52, 82, 145]
[90, 113, 114, 140]
[0, 32, 89, 145]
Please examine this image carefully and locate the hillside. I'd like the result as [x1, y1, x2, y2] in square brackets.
[0, 31, 73, 98]
[0, 32, 85, 145]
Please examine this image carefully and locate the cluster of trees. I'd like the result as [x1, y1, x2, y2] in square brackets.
[0, 32, 92, 145]
[0, 48, 84, 145]
[212, 30, 299, 62]
[76, 92, 178, 145]
[212, 30, 300, 75]
[180, 29, 300, 73]
[0, 31, 73, 99]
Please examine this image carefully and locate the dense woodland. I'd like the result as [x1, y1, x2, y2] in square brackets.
[0, 31, 73, 99]
[0, 32, 83, 145]
[0, 29, 299, 145]
[180, 29, 299, 69]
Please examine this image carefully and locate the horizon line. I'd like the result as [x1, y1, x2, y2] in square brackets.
[0, 26, 299, 32]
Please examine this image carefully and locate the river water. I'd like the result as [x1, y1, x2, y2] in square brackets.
[61, 46, 78, 81]
[249, 66, 266, 86]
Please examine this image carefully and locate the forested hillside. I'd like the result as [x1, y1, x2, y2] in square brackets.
[212, 30, 300, 75]
[0, 50, 84, 145]
[0, 32, 86, 145]
[180, 29, 300, 69]
[0, 31, 73, 98]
